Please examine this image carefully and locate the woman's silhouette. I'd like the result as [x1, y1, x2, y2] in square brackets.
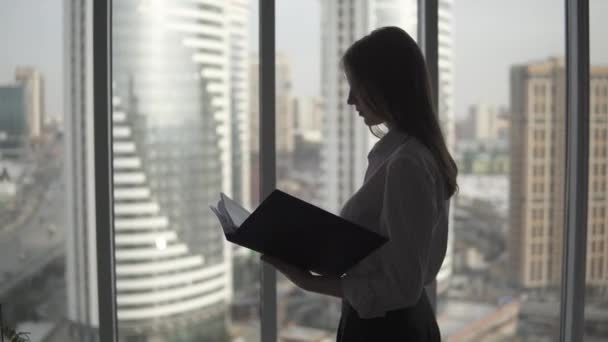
[263, 26, 457, 341]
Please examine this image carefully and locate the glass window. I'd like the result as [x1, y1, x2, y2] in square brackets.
[277, 1, 340, 338]
[276, 0, 422, 340]
[0, 1, 99, 341]
[111, 1, 260, 340]
[438, 0, 567, 340]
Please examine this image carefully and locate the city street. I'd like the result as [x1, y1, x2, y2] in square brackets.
[0, 175, 65, 296]
[0, 137, 65, 297]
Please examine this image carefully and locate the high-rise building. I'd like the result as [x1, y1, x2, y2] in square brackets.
[293, 95, 323, 142]
[249, 53, 295, 156]
[0, 85, 27, 152]
[15, 66, 45, 140]
[510, 58, 608, 289]
[65, 0, 245, 340]
[229, 0, 251, 210]
[319, 0, 455, 294]
[468, 104, 510, 143]
[249, 52, 296, 204]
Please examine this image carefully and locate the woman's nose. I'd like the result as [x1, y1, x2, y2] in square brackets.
[347, 89, 355, 105]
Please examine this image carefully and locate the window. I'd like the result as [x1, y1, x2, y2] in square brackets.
[110, 1, 260, 341]
[438, 1, 569, 340]
[1, 1, 602, 341]
[0, 2, 99, 341]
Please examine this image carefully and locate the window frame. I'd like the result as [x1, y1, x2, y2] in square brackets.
[91, 1, 593, 341]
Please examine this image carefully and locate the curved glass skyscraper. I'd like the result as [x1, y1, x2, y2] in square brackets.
[66, 0, 245, 340]
[111, 0, 232, 339]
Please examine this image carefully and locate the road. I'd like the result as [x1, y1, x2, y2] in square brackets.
[0, 137, 66, 297]
[0, 176, 65, 296]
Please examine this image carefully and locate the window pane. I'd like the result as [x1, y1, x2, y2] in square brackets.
[111, 1, 260, 340]
[438, 0, 566, 340]
[0, 0, 99, 341]
[275, 1, 334, 339]
[275, 1, 424, 340]
[584, 1, 608, 340]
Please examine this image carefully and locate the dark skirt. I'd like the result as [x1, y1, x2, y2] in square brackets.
[336, 291, 441, 342]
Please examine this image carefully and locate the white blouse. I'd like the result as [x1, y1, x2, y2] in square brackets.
[339, 128, 449, 319]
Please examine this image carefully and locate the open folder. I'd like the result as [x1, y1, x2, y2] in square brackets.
[210, 189, 388, 277]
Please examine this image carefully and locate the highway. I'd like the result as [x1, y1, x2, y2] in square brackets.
[0, 136, 66, 298]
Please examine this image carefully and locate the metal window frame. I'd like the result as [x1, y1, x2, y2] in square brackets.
[259, 1, 278, 342]
[89, 1, 593, 341]
[93, 0, 118, 341]
[418, 0, 439, 312]
[560, 0, 590, 341]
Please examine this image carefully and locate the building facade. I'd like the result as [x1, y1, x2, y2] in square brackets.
[249, 52, 296, 204]
[467, 103, 510, 143]
[510, 58, 608, 289]
[65, 0, 245, 340]
[229, 0, 251, 210]
[0, 85, 27, 151]
[15, 66, 45, 141]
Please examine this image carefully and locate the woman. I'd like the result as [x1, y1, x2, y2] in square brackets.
[262, 26, 457, 341]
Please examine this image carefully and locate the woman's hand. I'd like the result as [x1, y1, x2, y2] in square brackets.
[260, 255, 343, 298]
[261, 255, 313, 289]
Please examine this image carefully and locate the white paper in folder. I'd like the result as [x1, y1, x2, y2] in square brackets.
[209, 192, 251, 235]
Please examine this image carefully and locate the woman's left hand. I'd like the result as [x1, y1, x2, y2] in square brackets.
[261, 255, 312, 290]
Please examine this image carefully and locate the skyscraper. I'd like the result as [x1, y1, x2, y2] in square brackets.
[319, 0, 455, 294]
[249, 52, 296, 202]
[0, 85, 27, 152]
[510, 58, 608, 289]
[15, 67, 45, 141]
[229, 0, 252, 210]
[468, 104, 510, 143]
[66, 0, 247, 340]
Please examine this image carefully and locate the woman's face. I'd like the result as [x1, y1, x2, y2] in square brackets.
[345, 73, 386, 127]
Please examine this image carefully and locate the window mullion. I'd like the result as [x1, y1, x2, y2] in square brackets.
[259, 1, 278, 341]
[93, 0, 118, 341]
[418, 0, 439, 312]
[560, 0, 590, 341]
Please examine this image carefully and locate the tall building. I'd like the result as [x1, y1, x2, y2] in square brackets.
[229, 0, 251, 210]
[249, 52, 295, 156]
[293, 95, 323, 142]
[468, 104, 510, 143]
[510, 58, 608, 289]
[65, 0, 245, 340]
[249, 52, 296, 203]
[0, 85, 27, 152]
[15, 66, 45, 140]
[320, 0, 455, 293]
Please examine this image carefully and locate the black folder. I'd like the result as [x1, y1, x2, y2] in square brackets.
[224, 189, 388, 277]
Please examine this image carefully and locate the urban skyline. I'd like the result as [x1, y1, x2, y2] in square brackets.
[2, 1, 608, 341]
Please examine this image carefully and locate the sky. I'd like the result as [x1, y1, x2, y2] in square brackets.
[1, 0, 606, 120]
[0, 0, 63, 119]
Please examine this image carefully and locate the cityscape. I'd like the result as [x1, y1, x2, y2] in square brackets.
[1, 0, 607, 341]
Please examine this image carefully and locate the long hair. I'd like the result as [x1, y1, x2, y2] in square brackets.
[342, 26, 458, 197]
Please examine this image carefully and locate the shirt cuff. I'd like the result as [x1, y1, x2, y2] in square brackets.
[340, 273, 384, 319]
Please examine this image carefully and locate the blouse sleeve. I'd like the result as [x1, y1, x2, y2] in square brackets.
[341, 155, 438, 318]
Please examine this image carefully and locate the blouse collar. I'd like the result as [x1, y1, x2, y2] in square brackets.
[368, 128, 410, 162]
